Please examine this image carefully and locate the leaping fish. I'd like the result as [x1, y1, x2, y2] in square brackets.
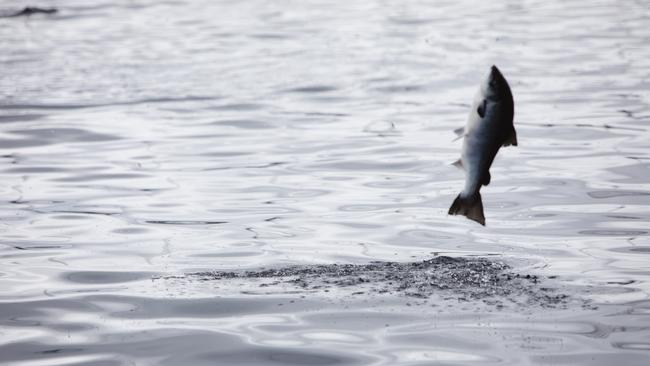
[448, 65, 517, 225]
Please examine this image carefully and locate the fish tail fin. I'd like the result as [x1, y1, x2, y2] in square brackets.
[448, 193, 485, 226]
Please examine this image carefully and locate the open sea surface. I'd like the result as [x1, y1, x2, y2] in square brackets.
[1, 0, 650, 365]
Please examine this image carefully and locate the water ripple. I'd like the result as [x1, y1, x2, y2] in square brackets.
[1, 0, 650, 365]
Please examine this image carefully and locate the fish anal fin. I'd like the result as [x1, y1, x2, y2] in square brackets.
[452, 159, 464, 170]
[503, 128, 518, 147]
[448, 193, 485, 226]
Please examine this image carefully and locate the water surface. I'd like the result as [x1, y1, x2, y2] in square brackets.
[1, 0, 650, 365]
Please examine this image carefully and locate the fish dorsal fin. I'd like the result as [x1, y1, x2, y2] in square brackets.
[452, 159, 464, 170]
[477, 99, 487, 118]
[482, 171, 491, 186]
[503, 128, 518, 147]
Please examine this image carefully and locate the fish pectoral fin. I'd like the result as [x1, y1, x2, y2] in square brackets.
[503, 128, 518, 147]
[477, 99, 487, 118]
[452, 127, 465, 141]
[452, 159, 464, 170]
[482, 171, 491, 186]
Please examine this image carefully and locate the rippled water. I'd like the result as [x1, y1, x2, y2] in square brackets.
[1, 0, 650, 365]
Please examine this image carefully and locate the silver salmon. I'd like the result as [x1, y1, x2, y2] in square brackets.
[448, 65, 517, 225]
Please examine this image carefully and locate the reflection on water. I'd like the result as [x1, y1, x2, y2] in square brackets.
[1, 0, 650, 365]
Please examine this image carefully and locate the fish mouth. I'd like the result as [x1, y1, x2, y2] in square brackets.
[488, 65, 504, 87]
[490, 65, 502, 78]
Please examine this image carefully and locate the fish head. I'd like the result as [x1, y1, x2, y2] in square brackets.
[482, 65, 511, 101]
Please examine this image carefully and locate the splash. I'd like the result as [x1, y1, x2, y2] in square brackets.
[186, 256, 570, 308]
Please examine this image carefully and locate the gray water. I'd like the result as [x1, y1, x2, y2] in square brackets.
[1, 0, 650, 365]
